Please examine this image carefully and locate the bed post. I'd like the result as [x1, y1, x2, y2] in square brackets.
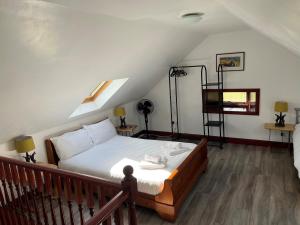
[122, 166, 138, 225]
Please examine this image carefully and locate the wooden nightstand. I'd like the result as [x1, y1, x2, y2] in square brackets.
[264, 123, 295, 149]
[36, 162, 58, 169]
[116, 125, 138, 136]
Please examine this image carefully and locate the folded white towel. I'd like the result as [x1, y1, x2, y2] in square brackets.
[169, 149, 192, 156]
[144, 154, 162, 164]
[144, 154, 168, 164]
[177, 142, 196, 150]
[139, 160, 166, 170]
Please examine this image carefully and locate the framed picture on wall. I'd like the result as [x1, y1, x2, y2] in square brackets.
[216, 52, 245, 72]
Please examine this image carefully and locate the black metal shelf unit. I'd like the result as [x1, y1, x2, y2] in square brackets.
[201, 64, 225, 148]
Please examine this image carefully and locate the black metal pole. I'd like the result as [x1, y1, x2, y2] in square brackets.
[175, 74, 179, 138]
[168, 68, 174, 136]
[144, 112, 149, 138]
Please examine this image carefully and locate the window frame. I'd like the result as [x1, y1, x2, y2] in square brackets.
[202, 88, 260, 116]
[82, 80, 113, 104]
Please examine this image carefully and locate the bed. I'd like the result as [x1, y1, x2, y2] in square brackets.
[45, 119, 208, 222]
[293, 108, 300, 176]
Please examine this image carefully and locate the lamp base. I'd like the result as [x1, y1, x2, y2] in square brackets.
[275, 123, 285, 127]
[120, 117, 127, 128]
[275, 112, 286, 127]
[23, 152, 36, 163]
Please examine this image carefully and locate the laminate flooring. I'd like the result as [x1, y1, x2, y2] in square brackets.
[134, 143, 300, 225]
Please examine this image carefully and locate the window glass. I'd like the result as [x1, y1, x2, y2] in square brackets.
[203, 89, 260, 115]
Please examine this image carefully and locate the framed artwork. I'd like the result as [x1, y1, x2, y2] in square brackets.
[216, 52, 245, 72]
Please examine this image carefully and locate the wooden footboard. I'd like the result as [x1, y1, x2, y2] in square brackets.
[155, 138, 208, 221]
[133, 138, 208, 222]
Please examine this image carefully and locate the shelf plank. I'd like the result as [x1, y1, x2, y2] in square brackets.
[202, 82, 222, 87]
[204, 121, 224, 127]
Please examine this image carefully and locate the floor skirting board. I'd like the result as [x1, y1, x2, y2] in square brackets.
[134, 130, 293, 149]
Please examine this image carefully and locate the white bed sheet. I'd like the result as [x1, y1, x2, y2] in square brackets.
[293, 124, 300, 176]
[58, 135, 196, 195]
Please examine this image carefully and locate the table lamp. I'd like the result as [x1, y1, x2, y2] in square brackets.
[274, 101, 288, 127]
[114, 106, 127, 128]
[15, 136, 36, 163]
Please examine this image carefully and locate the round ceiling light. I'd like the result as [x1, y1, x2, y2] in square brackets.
[180, 12, 204, 23]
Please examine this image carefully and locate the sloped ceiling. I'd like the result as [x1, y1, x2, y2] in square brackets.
[0, 0, 247, 143]
[217, 0, 300, 56]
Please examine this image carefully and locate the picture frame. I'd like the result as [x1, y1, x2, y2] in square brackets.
[216, 52, 245, 72]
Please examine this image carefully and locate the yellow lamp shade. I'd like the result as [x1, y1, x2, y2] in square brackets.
[114, 107, 126, 117]
[15, 136, 35, 153]
[274, 101, 288, 113]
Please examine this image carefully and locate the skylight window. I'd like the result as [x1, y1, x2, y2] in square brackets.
[82, 80, 113, 104]
[70, 78, 128, 118]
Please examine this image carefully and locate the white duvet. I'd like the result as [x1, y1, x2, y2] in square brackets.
[294, 124, 300, 176]
[58, 135, 196, 195]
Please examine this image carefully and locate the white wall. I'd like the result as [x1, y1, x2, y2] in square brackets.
[0, 100, 141, 162]
[145, 29, 300, 141]
[0, 1, 205, 143]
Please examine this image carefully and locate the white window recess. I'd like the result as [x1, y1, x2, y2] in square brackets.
[70, 78, 128, 118]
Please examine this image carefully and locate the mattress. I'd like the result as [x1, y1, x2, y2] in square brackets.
[294, 124, 300, 176]
[58, 135, 196, 195]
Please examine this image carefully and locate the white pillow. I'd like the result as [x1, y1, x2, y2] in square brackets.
[83, 119, 117, 145]
[51, 129, 94, 160]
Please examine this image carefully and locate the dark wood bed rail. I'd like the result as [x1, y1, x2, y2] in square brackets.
[0, 156, 137, 225]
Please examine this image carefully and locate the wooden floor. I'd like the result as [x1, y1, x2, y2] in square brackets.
[134, 143, 300, 225]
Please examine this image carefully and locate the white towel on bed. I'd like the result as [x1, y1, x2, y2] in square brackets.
[178, 142, 196, 150]
[169, 148, 192, 156]
[169, 142, 196, 156]
[144, 154, 162, 164]
[139, 160, 166, 170]
[144, 154, 168, 164]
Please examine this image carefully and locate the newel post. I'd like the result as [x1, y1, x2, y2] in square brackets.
[122, 165, 138, 225]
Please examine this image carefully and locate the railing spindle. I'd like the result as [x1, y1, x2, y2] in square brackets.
[86, 183, 95, 217]
[35, 170, 49, 225]
[102, 190, 112, 225]
[44, 171, 57, 225]
[0, 164, 10, 225]
[11, 164, 28, 225]
[26, 167, 42, 225]
[114, 207, 124, 225]
[55, 175, 66, 225]
[18, 166, 35, 224]
[0, 186, 8, 225]
[65, 177, 75, 225]
[0, 162, 15, 225]
[75, 179, 84, 225]
[4, 162, 23, 225]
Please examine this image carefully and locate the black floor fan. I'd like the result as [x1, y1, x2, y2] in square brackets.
[136, 99, 155, 139]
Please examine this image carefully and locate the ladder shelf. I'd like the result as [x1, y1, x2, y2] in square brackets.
[201, 64, 225, 149]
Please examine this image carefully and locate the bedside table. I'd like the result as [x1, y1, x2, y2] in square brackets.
[116, 125, 138, 136]
[264, 123, 295, 150]
[36, 162, 58, 169]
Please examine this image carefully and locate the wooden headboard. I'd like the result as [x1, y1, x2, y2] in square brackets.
[296, 108, 300, 124]
[45, 139, 60, 165]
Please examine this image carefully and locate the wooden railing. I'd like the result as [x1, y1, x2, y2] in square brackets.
[0, 156, 138, 225]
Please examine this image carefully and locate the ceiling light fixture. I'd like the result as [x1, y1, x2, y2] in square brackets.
[180, 12, 204, 23]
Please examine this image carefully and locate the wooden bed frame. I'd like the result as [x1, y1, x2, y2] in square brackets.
[45, 137, 208, 222]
